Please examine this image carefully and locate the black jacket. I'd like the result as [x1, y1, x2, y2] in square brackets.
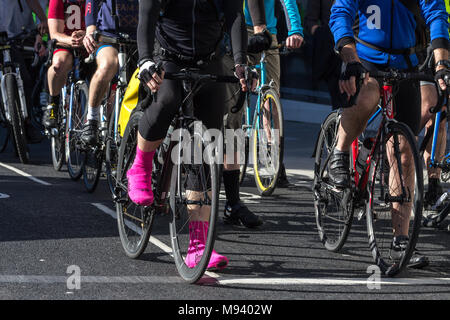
[138, 0, 247, 65]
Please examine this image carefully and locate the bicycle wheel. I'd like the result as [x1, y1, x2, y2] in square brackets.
[366, 121, 424, 277]
[116, 110, 154, 259]
[239, 105, 250, 185]
[0, 99, 9, 153]
[66, 82, 88, 180]
[169, 122, 221, 283]
[313, 111, 354, 252]
[82, 147, 103, 193]
[50, 99, 66, 171]
[252, 88, 284, 196]
[5, 74, 29, 163]
[105, 111, 120, 196]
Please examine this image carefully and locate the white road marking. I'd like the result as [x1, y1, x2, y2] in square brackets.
[0, 193, 10, 199]
[0, 162, 51, 186]
[1, 274, 450, 287]
[91, 203, 220, 279]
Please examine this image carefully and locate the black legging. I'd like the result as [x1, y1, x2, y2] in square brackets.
[138, 57, 228, 141]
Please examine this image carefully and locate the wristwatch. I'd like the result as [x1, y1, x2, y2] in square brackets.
[435, 60, 450, 69]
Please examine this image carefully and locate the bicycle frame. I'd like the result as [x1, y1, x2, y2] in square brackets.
[351, 83, 395, 196]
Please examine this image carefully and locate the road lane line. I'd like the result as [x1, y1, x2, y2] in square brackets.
[0, 193, 10, 199]
[91, 203, 220, 279]
[1, 274, 450, 286]
[0, 162, 51, 186]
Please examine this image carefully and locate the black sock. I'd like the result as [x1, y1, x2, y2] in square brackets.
[223, 169, 240, 207]
[49, 95, 60, 106]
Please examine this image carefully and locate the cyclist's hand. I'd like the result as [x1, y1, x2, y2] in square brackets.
[247, 29, 272, 54]
[235, 64, 257, 92]
[339, 61, 368, 100]
[435, 67, 450, 92]
[285, 34, 304, 49]
[71, 30, 85, 48]
[37, 21, 48, 36]
[34, 35, 46, 57]
[83, 32, 97, 54]
[139, 61, 165, 93]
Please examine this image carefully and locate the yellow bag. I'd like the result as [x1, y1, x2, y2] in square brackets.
[118, 68, 140, 137]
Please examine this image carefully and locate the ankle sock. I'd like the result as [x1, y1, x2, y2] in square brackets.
[133, 146, 155, 169]
[87, 106, 100, 121]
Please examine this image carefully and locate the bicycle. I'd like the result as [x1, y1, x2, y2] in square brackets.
[313, 69, 442, 276]
[237, 43, 288, 196]
[114, 68, 239, 283]
[0, 29, 39, 163]
[80, 31, 137, 194]
[64, 48, 91, 181]
[419, 91, 450, 228]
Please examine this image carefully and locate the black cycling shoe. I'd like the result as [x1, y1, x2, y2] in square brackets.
[42, 104, 58, 129]
[328, 150, 350, 188]
[276, 164, 291, 188]
[424, 178, 444, 209]
[389, 235, 429, 269]
[80, 120, 99, 147]
[223, 202, 263, 228]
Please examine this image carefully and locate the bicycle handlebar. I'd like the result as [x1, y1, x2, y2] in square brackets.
[91, 30, 137, 46]
[369, 69, 435, 83]
[370, 69, 448, 113]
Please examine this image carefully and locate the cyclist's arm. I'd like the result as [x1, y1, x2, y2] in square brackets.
[48, 19, 72, 46]
[420, 0, 449, 51]
[329, 0, 358, 53]
[279, 0, 304, 37]
[137, 0, 161, 65]
[223, 1, 247, 66]
[26, 0, 48, 32]
[248, 0, 266, 32]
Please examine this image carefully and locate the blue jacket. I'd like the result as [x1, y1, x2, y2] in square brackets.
[329, 0, 449, 69]
[85, 0, 139, 38]
[244, 0, 304, 36]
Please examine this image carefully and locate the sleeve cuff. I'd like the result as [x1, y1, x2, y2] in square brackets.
[431, 37, 449, 50]
[336, 36, 356, 52]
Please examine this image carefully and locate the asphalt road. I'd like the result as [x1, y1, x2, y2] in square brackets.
[1, 121, 450, 301]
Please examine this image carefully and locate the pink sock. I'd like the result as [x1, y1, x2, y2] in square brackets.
[133, 147, 155, 169]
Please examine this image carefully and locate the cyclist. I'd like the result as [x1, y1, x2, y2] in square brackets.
[43, 0, 86, 129]
[81, 0, 139, 146]
[221, 0, 304, 229]
[329, 0, 449, 267]
[128, 0, 251, 270]
[420, 0, 450, 209]
[0, 0, 48, 143]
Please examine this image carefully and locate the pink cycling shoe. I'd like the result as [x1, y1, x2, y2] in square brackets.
[185, 221, 229, 270]
[127, 147, 155, 206]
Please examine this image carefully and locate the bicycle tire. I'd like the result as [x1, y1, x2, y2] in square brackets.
[5, 74, 29, 164]
[50, 99, 66, 171]
[169, 122, 220, 283]
[252, 88, 284, 196]
[66, 82, 88, 181]
[82, 147, 103, 193]
[313, 111, 354, 252]
[366, 120, 424, 277]
[116, 110, 154, 259]
[105, 111, 120, 196]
